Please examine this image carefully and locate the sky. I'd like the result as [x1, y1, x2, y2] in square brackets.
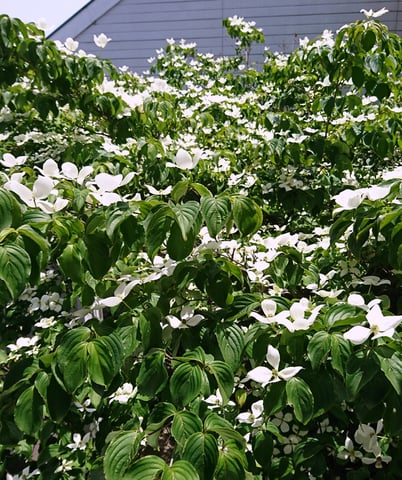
[0, 0, 90, 32]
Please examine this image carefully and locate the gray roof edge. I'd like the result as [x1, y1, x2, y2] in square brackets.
[48, 0, 121, 40]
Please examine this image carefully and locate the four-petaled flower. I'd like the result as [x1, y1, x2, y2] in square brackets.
[236, 400, 264, 427]
[245, 345, 303, 387]
[344, 304, 402, 345]
[93, 33, 111, 48]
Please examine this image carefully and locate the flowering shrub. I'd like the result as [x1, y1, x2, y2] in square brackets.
[0, 8, 402, 479]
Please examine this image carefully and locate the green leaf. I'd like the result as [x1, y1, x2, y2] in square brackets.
[17, 224, 50, 268]
[345, 353, 379, 401]
[145, 205, 173, 259]
[171, 200, 200, 241]
[307, 331, 331, 369]
[182, 432, 219, 480]
[0, 188, 21, 230]
[293, 437, 322, 466]
[252, 431, 273, 470]
[200, 195, 231, 237]
[167, 221, 196, 261]
[216, 324, 244, 371]
[56, 327, 91, 393]
[14, 386, 43, 435]
[139, 307, 163, 353]
[162, 460, 200, 480]
[231, 196, 262, 237]
[137, 350, 168, 397]
[206, 360, 233, 405]
[204, 413, 246, 446]
[214, 440, 246, 480]
[58, 243, 83, 283]
[286, 377, 314, 424]
[124, 455, 166, 480]
[145, 402, 177, 434]
[330, 334, 352, 377]
[85, 232, 112, 279]
[170, 363, 203, 406]
[87, 333, 124, 387]
[351, 66, 364, 88]
[46, 375, 72, 422]
[104, 430, 143, 480]
[362, 29, 376, 51]
[171, 411, 203, 449]
[0, 243, 31, 301]
[378, 352, 402, 395]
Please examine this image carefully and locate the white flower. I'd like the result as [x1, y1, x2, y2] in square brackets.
[145, 185, 173, 196]
[0, 153, 27, 168]
[333, 189, 365, 212]
[66, 432, 91, 451]
[354, 420, 384, 452]
[166, 305, 204, 329]
[93, 33, 112, 48]
[88, 172, 135, 206]
[7, 336, 39, 352]
[5, 176, 55, 208]
[277, 300, 323, 332]
[172, 148, 201, 170]
[250, 299, 289, 325]
[6, 467, 40, 480]
[65, 37, 79, 52]
[344, 304, 402, 344]
[245, 345, 303, 387]
[360, 7, 389, 18]
[55, 459, 74, 473]
[96, 280, 140, 308]
[109, 383, 137, 404]
[236, 400, 264, 427]
[62, 162, 93, 184]
[337, 436, 363, 462]
[204, 389, 235, 409]
[271, 411, 293, 433]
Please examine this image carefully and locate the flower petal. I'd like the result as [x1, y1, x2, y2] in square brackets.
[343, 326, 371, 345]
[279, 366, 303, 380]
[247, 366, 272, 385]
[266, 345, 280, 370]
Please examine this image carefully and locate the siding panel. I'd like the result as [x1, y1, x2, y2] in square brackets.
[51, 0, 401, 74]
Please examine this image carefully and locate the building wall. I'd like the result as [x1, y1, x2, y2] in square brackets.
[51, 0, 402, 74]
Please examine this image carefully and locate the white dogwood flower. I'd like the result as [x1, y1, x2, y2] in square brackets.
[166, 305, 204, 329]
[245, 345, 303, 387]
[344, 304, 402, 344]
[360, 8, 388, 18]
[93, 33, 111, 48]
[250, 299, 289, 325]
[236, 400, 264, 427]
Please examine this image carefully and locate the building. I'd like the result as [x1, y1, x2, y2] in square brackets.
[49, 0, 402, 74]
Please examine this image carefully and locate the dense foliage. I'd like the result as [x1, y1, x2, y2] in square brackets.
[0, 9, 401, 479]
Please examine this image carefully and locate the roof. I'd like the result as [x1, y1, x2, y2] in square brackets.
[50, 0, 122, 39]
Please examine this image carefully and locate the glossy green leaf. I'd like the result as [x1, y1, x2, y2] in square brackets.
[104, 430, 144, 480]
[206, 360, 233, 405]
[162, 460, 200, 480]
[14, 386, 43, 435]
[286, 377, 314, 424]
[171, 410, 203, 449]
[214, 440, 246, 480]
[124, 455, 166, 480]
[307, 331, 331, 369]
[170, 363, 203, 406]
[171, 200, 200, 241]
[216, 324, 244, 371]
[231, 195, 262, 237]
[137, 350, 168, 396]
[56, 327, 91, 393]
[378, 352, 402, 395]
[0, 243, 31, 300]
[0, 188, 21, 230]
[145, 205, 173, 259]
[200, 195, 231, 237]
[182, 432, 218, 480]
[87, 333, 124, 387]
